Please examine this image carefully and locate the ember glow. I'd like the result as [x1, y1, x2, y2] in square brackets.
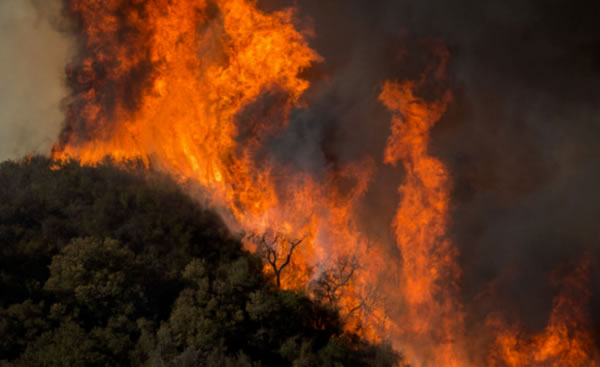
[51, 0, 599, 365]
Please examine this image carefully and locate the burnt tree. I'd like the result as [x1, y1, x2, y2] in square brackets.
[252, 232, 305, 288]
[313, 255, 360, 305]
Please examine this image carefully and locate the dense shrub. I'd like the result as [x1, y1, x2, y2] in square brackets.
[0, 157, 402, 366]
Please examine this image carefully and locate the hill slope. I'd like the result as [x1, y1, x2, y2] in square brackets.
[0, 157, 401, 366]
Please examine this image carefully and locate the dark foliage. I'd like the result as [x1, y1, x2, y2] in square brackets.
[0, 157, 401, 366]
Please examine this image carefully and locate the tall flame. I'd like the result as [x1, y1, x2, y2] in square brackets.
[51, 0, 599, 365]
[55, 0, 319, 216]
[379, 77, 467, 365]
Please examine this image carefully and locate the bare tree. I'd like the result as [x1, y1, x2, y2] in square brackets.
[312, 254, 388, 334]
[249, 232, 305, 288]
[313, 254, 360, 305]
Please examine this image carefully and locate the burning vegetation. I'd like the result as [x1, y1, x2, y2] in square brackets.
[16, 0, 598, 365]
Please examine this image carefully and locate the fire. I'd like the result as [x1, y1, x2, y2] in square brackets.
[488, 257, 599, 367]
[51, 0, 599, 365]
[52, 0, 379, 329]
[54, 0, 319, 249]
[379, 77, 467, 365]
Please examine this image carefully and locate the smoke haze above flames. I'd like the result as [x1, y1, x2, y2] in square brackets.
[0, 0, 73, 161]
[263, 0, 600, 329]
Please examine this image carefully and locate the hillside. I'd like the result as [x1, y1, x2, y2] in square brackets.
[0, 157, 401, 366]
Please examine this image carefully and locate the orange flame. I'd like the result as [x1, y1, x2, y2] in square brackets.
[379, 78, 468, 365]
[488, 256, 599, 367]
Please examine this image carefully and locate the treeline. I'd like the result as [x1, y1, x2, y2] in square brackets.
[0, 157, 403, 366]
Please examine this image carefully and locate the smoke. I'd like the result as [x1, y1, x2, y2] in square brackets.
[0, 0, 72, 161]
[259, 0, 600, 335]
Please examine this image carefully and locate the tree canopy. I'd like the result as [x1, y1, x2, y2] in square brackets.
[0, 157, 403, 366]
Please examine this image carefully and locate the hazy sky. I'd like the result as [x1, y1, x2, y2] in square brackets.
[0, 0, 71, 161]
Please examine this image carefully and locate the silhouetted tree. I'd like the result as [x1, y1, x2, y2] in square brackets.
[313, 254, 360, 305]
[251, 232, 305, 288]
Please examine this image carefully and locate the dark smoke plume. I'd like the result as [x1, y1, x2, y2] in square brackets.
[260, 0, 600, 338]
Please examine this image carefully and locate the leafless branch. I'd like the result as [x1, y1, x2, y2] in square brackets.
[250, 232, 305, 287]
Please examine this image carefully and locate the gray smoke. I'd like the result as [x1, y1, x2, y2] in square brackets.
[0, 0, 72, 161]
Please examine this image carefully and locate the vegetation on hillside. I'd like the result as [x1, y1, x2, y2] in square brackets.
[0, 157, 403, 366]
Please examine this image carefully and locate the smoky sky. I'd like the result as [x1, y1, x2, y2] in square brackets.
[0, 0, 72, 161]
[257, 0, 600, 332]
